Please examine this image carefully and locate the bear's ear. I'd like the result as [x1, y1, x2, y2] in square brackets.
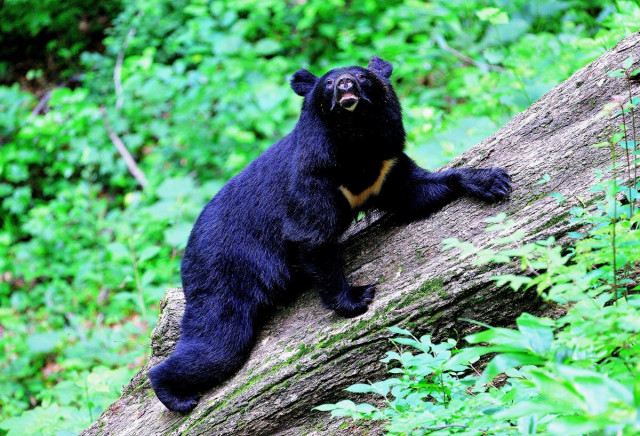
[367, 56, 393, 79]
[291, 69, 318, 97]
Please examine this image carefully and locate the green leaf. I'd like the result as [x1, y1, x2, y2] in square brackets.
[516, 313, 554, 354]
[529, 370, 586, 411]
[391, 337, 421, 348]
[138, 245, 160, 264]
[622, 56, 634, 69]
[163, 222, 193, 249]
[255, 39, 281, 56]
[536, 173, 551, 184]
[518, 415, 538, 435]
[483, 353, 545, 380]
[107, 242, 129, 261]
[345, 384, 377, 394]
[371, 379, 401, 396]
[330, 409, 353, 418]
[476, 7, 509, 24]
[611, 132, 625, 143]
[214, 35, 244, 55]
[387, 326, 413, 336]
[354, 403, 377, 414]
[546, 415, 610, 435]
[156, 177, 196, 200]
[466, 326, 524, 347]
[334, 400, 356, 410]
[26, 331, 63, 354]
[493, 399, 562, 419]
[313, 404, 338, 411]
[620, 140, 637, 150]
[549, 192, 565, 203]
[606, 69, 625, 77]
[493, 274, 533, 291]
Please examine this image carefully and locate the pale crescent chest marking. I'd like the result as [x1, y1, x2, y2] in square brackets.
[339, 158, 397, 210]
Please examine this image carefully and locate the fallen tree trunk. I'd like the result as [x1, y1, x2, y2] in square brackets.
[83, 31, 640, 436]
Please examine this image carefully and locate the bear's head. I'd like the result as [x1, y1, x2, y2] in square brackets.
[291, 56, 396, 116]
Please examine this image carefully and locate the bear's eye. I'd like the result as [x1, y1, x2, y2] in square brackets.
[357, 73, 366, 82]
[326, 79, 334, 89]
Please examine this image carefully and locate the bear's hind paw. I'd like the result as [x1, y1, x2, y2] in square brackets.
[333, 282, 377, 318]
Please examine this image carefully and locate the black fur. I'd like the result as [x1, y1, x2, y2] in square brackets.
[148, 56, 511, 412]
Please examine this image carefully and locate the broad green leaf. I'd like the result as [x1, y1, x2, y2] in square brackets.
[313, 404, 338, 411]
[483, 353, 545, 380]
[138, 245, 160, 263]
[345, 384, 377, 394]
[518, 414, 538, 435]
[536, 173, 551, 184]
[516, 314, 554, 354]
[387, 326, 413, 336]
[255, 39, 281, 55]
[391, 337, 421, 348]
[620, 140, 637, 150]
[493, 274, 533, 291]
[546, 415, 612, 435]
[354, 403, 377, 414]
[476, 7, 509, 24]
[549, 192, 565, 203]
[606, 69, 625, 77]
[27, 331, 64, 354]
[334, 400, 356, 410]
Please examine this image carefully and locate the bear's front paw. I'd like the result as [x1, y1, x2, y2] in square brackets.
[463, 168, 512, 202]
[333, 282, 377, 318]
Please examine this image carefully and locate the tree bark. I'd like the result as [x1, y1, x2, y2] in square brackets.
[82, 31, 640, 436]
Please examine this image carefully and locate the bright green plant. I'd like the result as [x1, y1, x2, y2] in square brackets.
[0, 0, 122, 82]
[318, 214, 640, 434]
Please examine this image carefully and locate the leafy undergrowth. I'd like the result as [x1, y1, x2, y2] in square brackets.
[316, 60, 640, 435]
[319, 208, 640, 435]
[1, 1, 639, 435]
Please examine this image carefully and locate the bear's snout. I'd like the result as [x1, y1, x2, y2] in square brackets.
[336, 74, 355, 92]
[333, 74, 362, 112]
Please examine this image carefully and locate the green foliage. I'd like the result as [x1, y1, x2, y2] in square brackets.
[316, 59, 640, 434]
[0, 366, 131, 436]
[1, 0, 639, 434]
[0, 0, 122, 82]
[319, 212, 640, 434]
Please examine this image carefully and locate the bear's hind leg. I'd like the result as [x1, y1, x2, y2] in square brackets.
[148, 297, 258, 412]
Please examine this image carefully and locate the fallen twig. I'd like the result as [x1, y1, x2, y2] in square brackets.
[114, 27, 137, 111]
[433, 34, 506, 72]
[100, 105, 148, 188]
[31, 89, 55, 115]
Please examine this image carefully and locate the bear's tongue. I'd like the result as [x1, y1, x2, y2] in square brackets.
[339, 93, 359, 111]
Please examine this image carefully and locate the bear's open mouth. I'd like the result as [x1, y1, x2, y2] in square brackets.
[339, 93, 359, 111]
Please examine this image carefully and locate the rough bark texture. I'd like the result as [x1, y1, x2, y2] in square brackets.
[83, 32, 640, 436]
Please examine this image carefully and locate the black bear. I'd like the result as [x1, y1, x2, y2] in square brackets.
[148, 56, 511, 412]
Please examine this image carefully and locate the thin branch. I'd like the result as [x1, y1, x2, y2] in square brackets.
[31, 89, 55, 115]
[433, 34, 506, 72]
[114, 27, 137, 111]
[100, 105, 148, 188]
[31, 75, 82, 115]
